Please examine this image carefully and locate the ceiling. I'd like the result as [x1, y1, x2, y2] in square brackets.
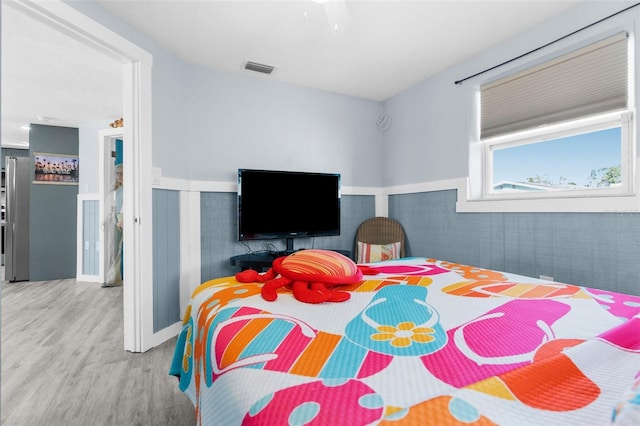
[2, 0, 584, 149]
[1, 3, 123, 149]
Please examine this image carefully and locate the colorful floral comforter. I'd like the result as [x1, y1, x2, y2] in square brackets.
[170, 257, 640, 425]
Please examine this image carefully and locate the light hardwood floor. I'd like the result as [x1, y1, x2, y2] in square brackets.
[1, 276, 195, 426]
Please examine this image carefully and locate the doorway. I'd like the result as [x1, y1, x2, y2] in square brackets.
[7, 0, 155, 352]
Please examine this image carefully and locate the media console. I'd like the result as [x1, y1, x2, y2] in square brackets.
[230, 249, 352, 272]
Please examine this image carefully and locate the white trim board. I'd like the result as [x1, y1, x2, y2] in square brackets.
[154, 174, 640, 213]
[154, 175, 390, 216]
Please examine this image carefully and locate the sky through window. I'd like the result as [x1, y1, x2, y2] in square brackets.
[492, 127, 621, 188]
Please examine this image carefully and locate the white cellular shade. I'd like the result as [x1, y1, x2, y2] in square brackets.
[481, 33, 628, 139]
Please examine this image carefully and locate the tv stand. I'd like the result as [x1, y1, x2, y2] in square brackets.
[229, 252, 278, 272]
[230, 248, 352, 271]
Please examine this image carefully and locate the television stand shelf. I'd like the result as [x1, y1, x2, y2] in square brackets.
[230, 249, 351, 272]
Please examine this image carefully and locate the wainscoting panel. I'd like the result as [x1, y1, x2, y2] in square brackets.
[82, 199, 99, 276]
[152, 189, 181, 333]
[200, 193, 376, 282]
[389, 190, 640, 295]
[200, 192, 237, 282]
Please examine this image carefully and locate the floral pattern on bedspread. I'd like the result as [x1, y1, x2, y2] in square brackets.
[170, 257, 640, 425]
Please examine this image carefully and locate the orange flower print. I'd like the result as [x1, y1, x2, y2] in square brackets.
[371, 321, 435, 347]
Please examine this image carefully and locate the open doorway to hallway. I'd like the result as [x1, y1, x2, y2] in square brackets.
[7, 0, 168, 352]
[2, 0, 155, 352]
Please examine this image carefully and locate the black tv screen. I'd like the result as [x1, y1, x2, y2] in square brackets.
[238, 169, 341, 243]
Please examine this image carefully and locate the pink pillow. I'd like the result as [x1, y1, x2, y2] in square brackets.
[356, 241, 401, 263]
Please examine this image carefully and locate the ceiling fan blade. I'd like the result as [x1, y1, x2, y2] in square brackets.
[323, 0, 350, 33]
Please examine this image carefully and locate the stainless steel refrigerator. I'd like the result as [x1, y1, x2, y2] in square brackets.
[5, 156, 29, 282]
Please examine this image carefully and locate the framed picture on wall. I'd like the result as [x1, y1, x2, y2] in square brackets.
[33, 152, 79, 185]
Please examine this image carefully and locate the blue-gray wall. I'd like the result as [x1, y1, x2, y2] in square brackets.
[29, 124, 78, 281]
[1, 148, 29, 164]
[200, 193, 375, 282]
[390, 190, 640, 296]
[153, 189, 180, 332]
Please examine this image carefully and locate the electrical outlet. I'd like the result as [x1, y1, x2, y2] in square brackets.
[539, 275, 554, 281]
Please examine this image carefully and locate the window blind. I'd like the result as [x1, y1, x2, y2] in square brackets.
[481, 32, 628, 139]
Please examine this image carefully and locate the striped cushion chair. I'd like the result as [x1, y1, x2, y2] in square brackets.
[354, 217, 407, 263]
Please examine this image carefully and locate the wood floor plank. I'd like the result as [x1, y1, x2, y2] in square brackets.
[1, 278, 195, 426]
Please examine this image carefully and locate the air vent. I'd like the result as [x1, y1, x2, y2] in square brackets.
[244, 61, 275, 75]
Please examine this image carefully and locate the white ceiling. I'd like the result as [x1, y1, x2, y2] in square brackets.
[2, 0, 583, 149]
[1, 3, 123, 149]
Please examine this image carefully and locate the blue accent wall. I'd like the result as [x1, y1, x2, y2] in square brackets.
[29, 124, 79, 281]
[389, 190, 640, 296]
[1, 148, 29, 165]
[200, 193, 376, 282]
[82, 199, 99, 276]
[153, 189, 181, 332]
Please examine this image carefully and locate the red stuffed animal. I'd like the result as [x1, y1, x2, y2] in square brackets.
[235, 249, 363, 304]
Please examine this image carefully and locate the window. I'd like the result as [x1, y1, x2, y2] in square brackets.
[479, 32, 634, 201]
[486, 111, 632, 198]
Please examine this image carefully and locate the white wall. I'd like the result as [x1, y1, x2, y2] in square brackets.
[78, 120, 111, 194]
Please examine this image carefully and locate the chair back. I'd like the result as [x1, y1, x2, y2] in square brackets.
[354, 217, 406, 259]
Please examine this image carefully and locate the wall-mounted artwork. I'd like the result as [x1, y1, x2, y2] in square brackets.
[33, 152, 79, 185]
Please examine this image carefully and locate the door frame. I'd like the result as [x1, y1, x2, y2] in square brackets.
[9, 0, 155, 352]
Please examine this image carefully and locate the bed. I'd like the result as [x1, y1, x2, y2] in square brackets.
[170, 256, 640, 425]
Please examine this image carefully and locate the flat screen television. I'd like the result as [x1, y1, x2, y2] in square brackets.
[237, 169, 341, 251]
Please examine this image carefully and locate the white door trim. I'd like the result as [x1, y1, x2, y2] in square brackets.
[9, 0, 154, 352]
[123, 60, 155, 351]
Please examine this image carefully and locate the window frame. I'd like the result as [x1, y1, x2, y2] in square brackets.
[460, 28, 638, 213]
[482, 110, 634, 201]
